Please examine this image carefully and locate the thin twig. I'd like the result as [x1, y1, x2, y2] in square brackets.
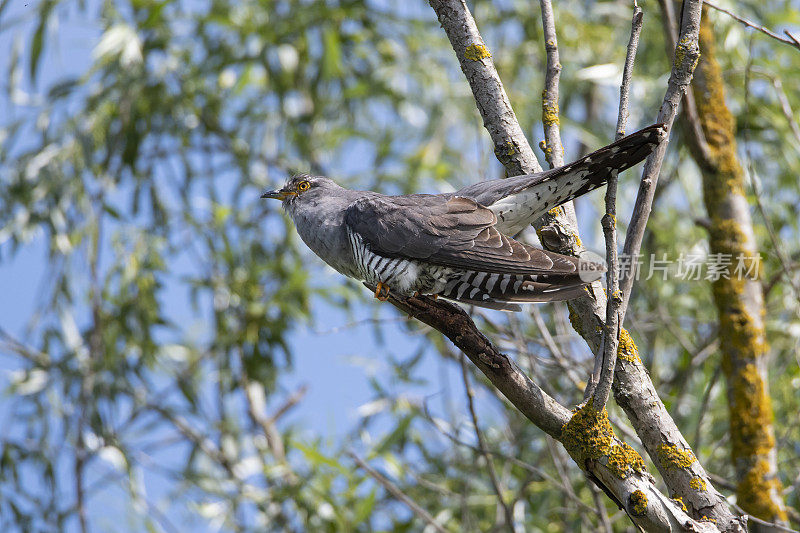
[769, 75, 800, 149]
[744, 66, 800, 151]
[743, 50, 800, 306]
[538, 0, 565, 168]
[530, 307, 586, 390]
[238, 350, 286, 463]
[266, 384, 308, 426]
[618, 0, 702, 320]
[588, 483, 615, 533]
[539, 0, 604, 402]
[236, 348, 304, 484]
[459, 354, 515, 531]
[544, 434, 581, 524]
[693, 364, 722, 451]
[348, 452, 449, 533]
[704, 0, 800, 52]
[383, 288, 571, 437]
[615, 6, 644, 141]
[422, 397, 603, 517]
[592, 4, 643, 410]
[660, 0, 714, 163]
[731, 506, 800, 533]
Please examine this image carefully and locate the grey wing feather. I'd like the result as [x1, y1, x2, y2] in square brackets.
[344, 194, 580, 276]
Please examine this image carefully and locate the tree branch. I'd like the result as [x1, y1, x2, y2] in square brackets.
[618, 0, 701, 316]
[703, 0, 800, 52]
[389, 293, 570, 436]
[383, 292, 716, 531]
[615, 6, 645, 142]
[593, 4, 644, 411]
[678, 6, 788, 525]
[348, 452, 449, 533]
[538, 0, 565, 169]
[428, 0, 544, 175]
[459, 354, 515, 531]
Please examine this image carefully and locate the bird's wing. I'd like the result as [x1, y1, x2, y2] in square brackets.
[344, 194, 581, 276]
[456, 123, 668, 234]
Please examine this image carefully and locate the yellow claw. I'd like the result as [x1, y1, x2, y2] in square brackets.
[374, 282, 390, 301]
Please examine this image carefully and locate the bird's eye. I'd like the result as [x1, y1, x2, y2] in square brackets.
[296, 181, 311, 192]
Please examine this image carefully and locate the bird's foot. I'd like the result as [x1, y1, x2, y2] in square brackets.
[374, 282, 390, 301]
[412, 292, 437, 300]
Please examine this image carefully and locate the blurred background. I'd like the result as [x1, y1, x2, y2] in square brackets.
[1, 0, 799, 530]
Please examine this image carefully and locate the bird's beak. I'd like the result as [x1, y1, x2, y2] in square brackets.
[261, 189, 294, 200]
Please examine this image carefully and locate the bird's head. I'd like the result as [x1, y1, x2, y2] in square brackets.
[261, 174, 340, 212]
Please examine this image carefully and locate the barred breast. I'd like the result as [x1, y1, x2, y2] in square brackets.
[347, 229, 429, 294]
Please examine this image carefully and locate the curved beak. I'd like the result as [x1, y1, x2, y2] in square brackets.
[261, 189, 293, 200]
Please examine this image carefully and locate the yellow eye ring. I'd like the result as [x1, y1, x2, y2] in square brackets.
[297, 181, 311, 192]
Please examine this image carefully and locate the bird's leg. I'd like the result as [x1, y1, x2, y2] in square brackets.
[374, 282, 390, 301]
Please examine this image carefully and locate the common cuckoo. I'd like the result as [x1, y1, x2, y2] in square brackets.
[263, 124, 667, 311]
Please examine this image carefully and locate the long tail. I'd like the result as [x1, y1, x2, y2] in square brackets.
[458, 123, 668, 235]
[438, 267, 602, 312]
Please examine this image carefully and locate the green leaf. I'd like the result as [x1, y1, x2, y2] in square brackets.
[30, 0, 56, 82]
[321, 26, 343, 79]
[353, 488, 377, 523]
[294, 442, 347, 473]
[373, 415, 412, 456]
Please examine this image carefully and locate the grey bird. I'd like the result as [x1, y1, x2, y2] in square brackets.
[263, 123, 667, 311]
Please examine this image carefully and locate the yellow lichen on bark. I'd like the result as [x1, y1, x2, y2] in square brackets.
[688, 9, 787, 523]
[629, 490, 648, 516]
[689, 476, 707, 491]
[561, 399, 615, 465]
[674, 36, 700, 72]
[561, 399, 646, 479]
[617, 328, 641, 363]
[738, 458, 785, 520]
[542, 100, 560, 127]
[464, 43, 491, 61]
[607, 442, 646, 479]
[657, 443, 696, 469]
[672, 496, 688, 513]
[564, 306, 639, 364]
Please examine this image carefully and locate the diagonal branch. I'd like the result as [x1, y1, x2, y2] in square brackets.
[703, 0, 800, 53]
[349, 452, 449, 533]
[382, 293, 715, 531]
[617, 0, 702, 316]
[428, 0, 543, 176]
